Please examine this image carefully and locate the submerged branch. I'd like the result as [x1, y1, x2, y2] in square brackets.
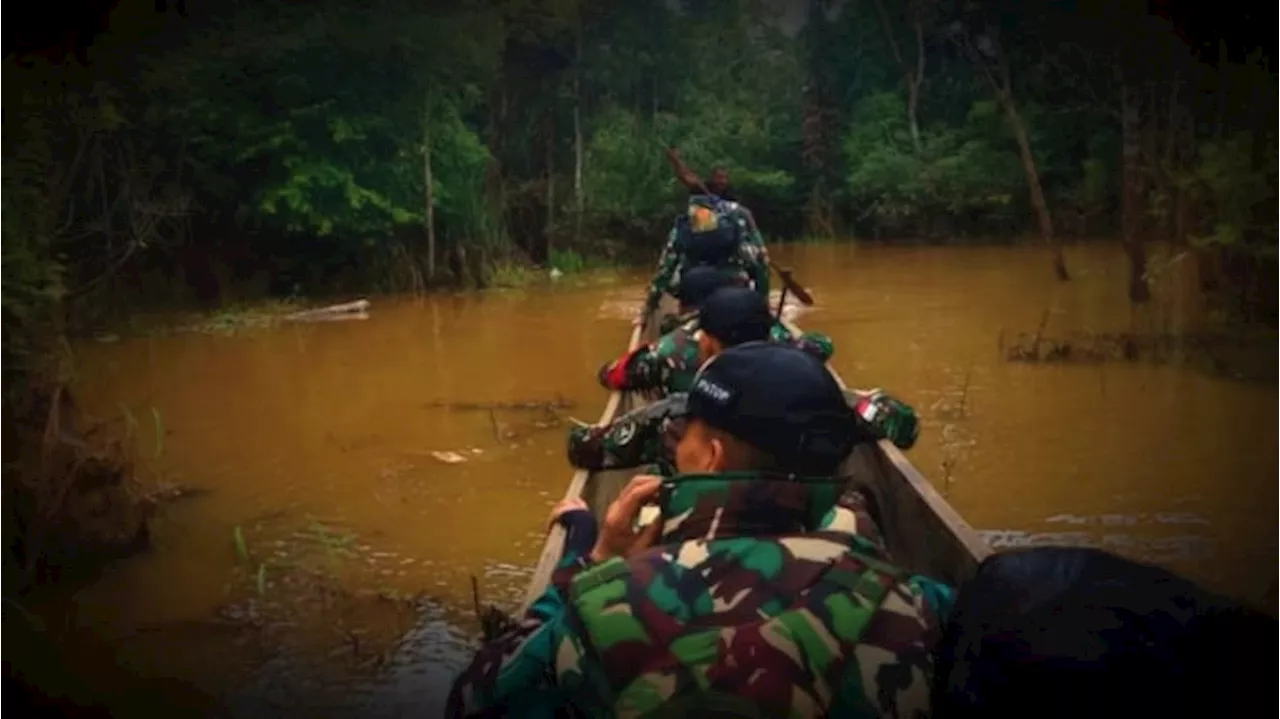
[1001, 328, 1277, 381]
[422, 396, 576, 413]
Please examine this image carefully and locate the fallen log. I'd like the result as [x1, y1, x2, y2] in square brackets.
[284, 299, 371, 322]
[296, 312, 369, 324]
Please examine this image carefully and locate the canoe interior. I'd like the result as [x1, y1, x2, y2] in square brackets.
[520, 299, 992, 611]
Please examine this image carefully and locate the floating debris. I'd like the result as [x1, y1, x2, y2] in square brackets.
[429, 451, 468, 464]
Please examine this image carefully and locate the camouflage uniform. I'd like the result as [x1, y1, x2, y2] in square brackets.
[643, 202, 770, 316]
[566, 395, 687, 477]
[567, 389, 919, 476]
[769, 321, 835, 362]
[446, 478, 955, 718]
[598, 319, 704, 395]
[598, 321, 834, 396]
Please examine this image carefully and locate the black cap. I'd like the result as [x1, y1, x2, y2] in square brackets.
[697, 287, 771, 347]
[686, 342, 856, 474]
[675, 267, 737, 308]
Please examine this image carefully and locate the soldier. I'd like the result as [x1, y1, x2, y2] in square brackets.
[638, 194, 770, 324]
[600, 285, 834, 395]
[448, 342, 954, 718]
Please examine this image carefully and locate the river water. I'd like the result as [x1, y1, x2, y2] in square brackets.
[30, 242, 1278, 716]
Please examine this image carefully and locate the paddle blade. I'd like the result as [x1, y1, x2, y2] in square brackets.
[772, 264, 815, 306]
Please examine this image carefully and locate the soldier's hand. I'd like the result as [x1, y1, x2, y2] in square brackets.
[549, 497, 590, 529]
[631, 314, 646, 328]
[596, 361, 616, 388]
[589, 475, 663, 563]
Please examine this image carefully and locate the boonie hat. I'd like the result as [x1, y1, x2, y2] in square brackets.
[686, 342, 857, 474]
[696, 287, 772, 347]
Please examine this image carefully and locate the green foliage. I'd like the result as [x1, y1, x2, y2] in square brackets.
[584, 108, 680, 220]
[2, 60, 73, 400]
[2, 0, 1275, 305]
[842, 93, 1024, 235]
[549, 249, 588, 274]
[488, 260, 538, 289]
[1186, 133, 1277, 258]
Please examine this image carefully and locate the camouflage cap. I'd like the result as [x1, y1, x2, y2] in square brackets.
[697, 286, 771, 347]
[675, 266, 737, 308]
[687, 342, 857, 474]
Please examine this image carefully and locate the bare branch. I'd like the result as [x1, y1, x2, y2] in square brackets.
[872, 0, 907, 73]
[913, 12, 926, 90]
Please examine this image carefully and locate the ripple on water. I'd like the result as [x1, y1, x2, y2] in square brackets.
[980, 510, 1219, 564]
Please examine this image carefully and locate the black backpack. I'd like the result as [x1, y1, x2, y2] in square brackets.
[672, 196, 743, 268]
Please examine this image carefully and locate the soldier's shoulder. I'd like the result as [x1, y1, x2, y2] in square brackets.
[835, 573, 945, 716]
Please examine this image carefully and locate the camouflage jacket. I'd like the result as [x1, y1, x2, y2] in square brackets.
[566, 394, 688, 477]
[446, 475, 954, 718]
[598, 320, 835, 396]
[642, 204, 770, 314]
[566, 387, 919, 476]
[768, 321, 834, 363]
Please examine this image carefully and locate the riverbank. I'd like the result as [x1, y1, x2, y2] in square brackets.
[74, 262, 632, 341]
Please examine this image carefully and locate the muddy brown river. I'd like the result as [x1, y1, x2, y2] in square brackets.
[27, 242, 1278, 716]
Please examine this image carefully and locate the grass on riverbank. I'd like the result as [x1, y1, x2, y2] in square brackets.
[489, 249, 629, 289]
[88, 252, 633, 341]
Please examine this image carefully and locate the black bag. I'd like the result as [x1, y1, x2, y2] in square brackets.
[934, 547, 1275, 719]
[673, 196, 743, 268]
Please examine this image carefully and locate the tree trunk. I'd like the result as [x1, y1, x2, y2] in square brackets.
[906, 17, 925, 153]
[873, 0, 925, 154]
[1146, 80, 1167, 237]
[423, 101, 436, 281]
[1215, 38, 1228, 138]
[906, 81, 922, 154]
[1001, 92, 1069, 281]
[801, 81, 832, 236]
[544, 109, 555, 261]
[1121, 78, 1151, 304]
[651, 75, 658, 122]
[803, 0, 838, 236]
[573, 38, 584, 246]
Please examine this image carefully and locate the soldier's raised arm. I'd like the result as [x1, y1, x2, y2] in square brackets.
[664, 146, 702, 192]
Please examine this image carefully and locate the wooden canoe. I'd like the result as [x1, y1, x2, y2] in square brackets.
[519, 303, 992, 611]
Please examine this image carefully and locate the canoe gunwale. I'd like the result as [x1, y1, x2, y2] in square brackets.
[780, 316, 993, 578]
[519, 321, 646, 611]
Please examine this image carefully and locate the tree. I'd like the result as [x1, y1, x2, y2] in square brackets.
[872, 0, 930, 153]
[949, 20, 1070, 281]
